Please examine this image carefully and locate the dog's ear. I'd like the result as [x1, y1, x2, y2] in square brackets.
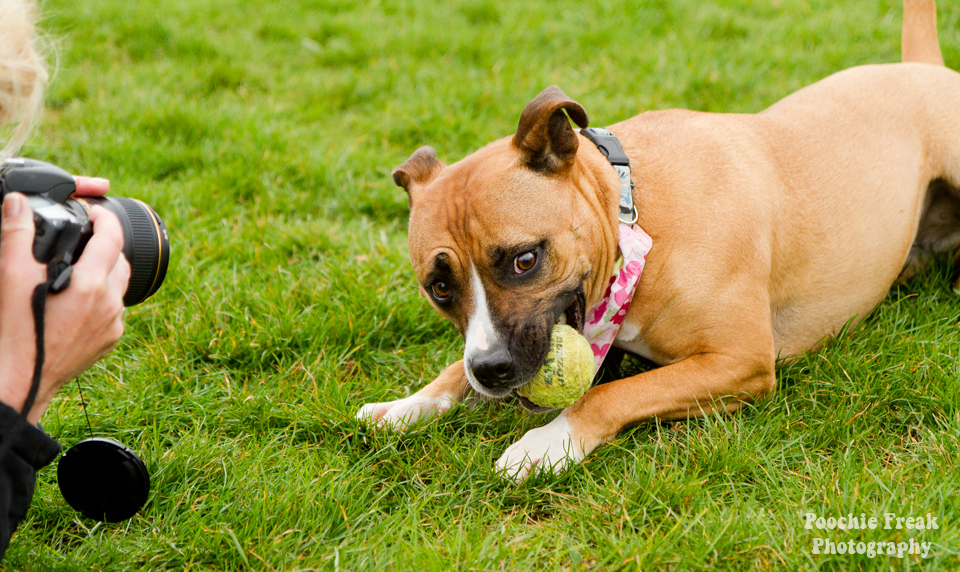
[513, 85, 589, 174]
[392, 146, 445, 198]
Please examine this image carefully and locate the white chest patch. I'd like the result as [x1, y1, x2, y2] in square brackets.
[615, 319, 640, 343]
[613, 319, 657, 362]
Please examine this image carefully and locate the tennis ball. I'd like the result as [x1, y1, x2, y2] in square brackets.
[517, 324, 594, 409]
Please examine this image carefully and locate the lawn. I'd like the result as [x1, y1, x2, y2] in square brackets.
[3, 0, 959, 569]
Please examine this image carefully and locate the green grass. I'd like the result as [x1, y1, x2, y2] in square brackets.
[3, 0, 959, 569]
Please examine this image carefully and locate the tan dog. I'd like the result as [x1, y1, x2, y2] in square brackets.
[357, 0, 960, 481]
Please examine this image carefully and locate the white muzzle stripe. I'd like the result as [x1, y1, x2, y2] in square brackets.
[463, 264, 501, 394]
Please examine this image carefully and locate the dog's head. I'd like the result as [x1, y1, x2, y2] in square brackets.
[394, 86, 621, 398]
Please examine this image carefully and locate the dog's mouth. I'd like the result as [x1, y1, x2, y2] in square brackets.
[514, 393, 552, 413]
[512, 289, 587, 413]
[555, 289, 586, 333]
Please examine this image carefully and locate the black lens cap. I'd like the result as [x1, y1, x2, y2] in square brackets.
[57, 438, 150, 522]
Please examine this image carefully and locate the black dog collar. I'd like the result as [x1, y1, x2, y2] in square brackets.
[579, 127, 638, 225]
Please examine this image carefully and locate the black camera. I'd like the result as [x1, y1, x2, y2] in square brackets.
[0, 158, 169, 306]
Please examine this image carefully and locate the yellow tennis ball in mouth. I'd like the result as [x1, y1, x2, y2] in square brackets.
[517, 324, 594, 409]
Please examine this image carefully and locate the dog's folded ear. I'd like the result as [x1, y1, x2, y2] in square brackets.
[513, 85, 589, 175]
[392, 146, 445, 197]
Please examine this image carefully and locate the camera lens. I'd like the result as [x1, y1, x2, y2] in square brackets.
[76, 197, 170, 306]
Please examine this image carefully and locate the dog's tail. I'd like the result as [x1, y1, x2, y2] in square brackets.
[902, 0, 944, 65]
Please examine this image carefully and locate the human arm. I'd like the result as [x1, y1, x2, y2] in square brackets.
[0, 400, 59, 559]
[0, 187, 126, 559]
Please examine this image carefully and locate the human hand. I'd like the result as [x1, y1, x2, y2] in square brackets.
[0, 191, 129, 424]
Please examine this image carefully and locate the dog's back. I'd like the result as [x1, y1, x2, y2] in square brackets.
[757, 0, 960, 353]
[753, 0, 960, 351]
[611, 0, 960, 357]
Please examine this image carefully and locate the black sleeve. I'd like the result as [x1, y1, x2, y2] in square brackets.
[0, 401, 61, 560]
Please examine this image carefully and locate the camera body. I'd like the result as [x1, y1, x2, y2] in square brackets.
[0, 158, 169, 306]
[1, 158, 93, 266]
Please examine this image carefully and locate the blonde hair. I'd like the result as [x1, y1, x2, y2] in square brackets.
[0, 0, 47, 161]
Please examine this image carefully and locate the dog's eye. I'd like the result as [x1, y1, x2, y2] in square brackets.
[431, 281, 451, 300]
[514, 251, 537, 274]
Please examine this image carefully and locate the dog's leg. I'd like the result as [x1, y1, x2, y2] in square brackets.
[496, 350, 774, 481]
[356, 360, 473, 430]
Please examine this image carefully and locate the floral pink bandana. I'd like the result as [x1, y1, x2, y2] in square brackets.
[582, 223, 653, 374]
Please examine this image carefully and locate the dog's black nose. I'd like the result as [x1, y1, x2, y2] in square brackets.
[471, 347, 517, 391]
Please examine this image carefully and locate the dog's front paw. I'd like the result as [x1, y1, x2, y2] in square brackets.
[495, 412, 587, 482]
[355, 394, 454, 431]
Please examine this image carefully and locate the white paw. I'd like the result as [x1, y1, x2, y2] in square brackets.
[355, 394, 454, 431]
[495, 412, 586, 482]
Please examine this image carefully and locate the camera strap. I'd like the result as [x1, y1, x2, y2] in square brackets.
[0, 267, 59, 463]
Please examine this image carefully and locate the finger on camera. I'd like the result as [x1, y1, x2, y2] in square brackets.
[74, 205, 125, 273]
[0, 194, 44, 285]
[0, 193, 38, 258]
[72, 176, 110, 197]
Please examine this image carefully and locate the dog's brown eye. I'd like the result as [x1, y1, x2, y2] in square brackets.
[431, 281, 451, 300]
[514, 251, 537, 273]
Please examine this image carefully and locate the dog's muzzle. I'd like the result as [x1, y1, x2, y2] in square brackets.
[468, 345, 517, 395]
[466, 287, 586, 398]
